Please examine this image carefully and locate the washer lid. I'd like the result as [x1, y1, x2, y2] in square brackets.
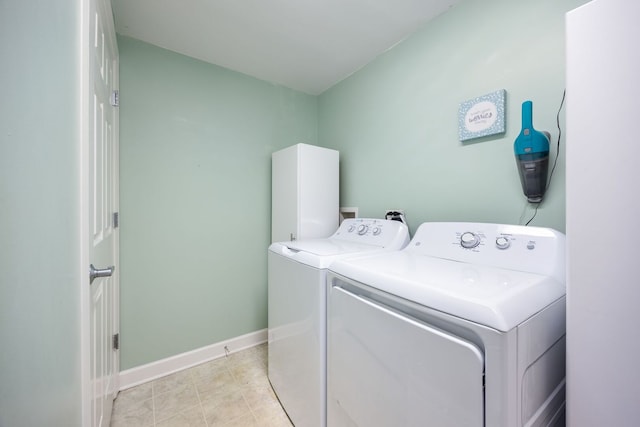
[285, 239, 380, 256]
[269, 239, 384, 269]
[329, 251, 566, 332]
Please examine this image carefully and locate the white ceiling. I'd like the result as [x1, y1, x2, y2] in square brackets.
[112, 0, 460, 95]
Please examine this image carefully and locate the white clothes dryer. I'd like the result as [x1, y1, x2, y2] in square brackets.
[327, 222, 566, 427]
[268, 218, 410, 427]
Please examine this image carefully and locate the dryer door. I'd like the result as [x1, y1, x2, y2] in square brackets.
[328, 285, 485, 427]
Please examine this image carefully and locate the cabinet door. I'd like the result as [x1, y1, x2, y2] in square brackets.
[271, 144, 339, 243]
[328, 286, 484, 427]
[271, 146, 299, 243]
[298, 144, 339, 239]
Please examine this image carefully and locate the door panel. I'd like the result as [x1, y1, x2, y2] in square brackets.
[328, 285, 485, 427]
[88, 0, 119, 425]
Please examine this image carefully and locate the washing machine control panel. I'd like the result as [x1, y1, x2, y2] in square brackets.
[458, 232, 512, 250]
[453, 229, 539, 253]
[408, 222, 566, 281]
[333, 218, 410, 248]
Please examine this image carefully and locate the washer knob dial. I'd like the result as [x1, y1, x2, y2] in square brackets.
[357, 224, 368, 235]
[495, 236, 510, 250]
[460, 232, 481, 249]
[348, 225, 356, 232]
[372, 227, 381, 236]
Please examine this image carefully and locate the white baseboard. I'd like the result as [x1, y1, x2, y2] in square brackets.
[117, 329, 267, 391]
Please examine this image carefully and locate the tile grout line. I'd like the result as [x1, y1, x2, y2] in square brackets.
[239, 377, 261, 425]
[190, 367, 210, 427]
[226, 352, 257, 425]
[240, 349, 280, 426]
[243, 357, 266, 424]
[151, 380, 157, 427]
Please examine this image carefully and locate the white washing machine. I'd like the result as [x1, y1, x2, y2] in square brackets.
[327, 222, 566, 427]
[268, 218, 410, 427]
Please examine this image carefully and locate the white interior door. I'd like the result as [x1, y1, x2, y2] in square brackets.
[86, 0, 119, 425]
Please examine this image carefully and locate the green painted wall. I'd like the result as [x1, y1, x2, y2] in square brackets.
[0, 1, 83, 426]
[0, 0, 590, 417]
[120, 0, 587, 370]
[118, 36, 318, 369]
[319, 0, 588, 234]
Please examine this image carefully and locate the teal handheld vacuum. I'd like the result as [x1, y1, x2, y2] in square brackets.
[514, 101, 550, 203]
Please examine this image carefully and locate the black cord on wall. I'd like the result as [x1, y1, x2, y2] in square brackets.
[524, 89, 566, 226]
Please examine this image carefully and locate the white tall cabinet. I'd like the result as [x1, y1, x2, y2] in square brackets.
[271, 144, 339, 243]
[566, 1, 640, 425]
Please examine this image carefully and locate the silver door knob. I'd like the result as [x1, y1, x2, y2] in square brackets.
[90, 264, 115, 284]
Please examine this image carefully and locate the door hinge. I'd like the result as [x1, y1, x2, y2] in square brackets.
[112, 333, 119, 350]
[110, 89, 119, 107]
[113, 212, 119, 228]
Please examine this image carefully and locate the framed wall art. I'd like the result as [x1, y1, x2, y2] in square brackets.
[458, 89, 506, 141]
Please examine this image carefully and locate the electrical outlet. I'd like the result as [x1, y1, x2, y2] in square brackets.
[385, 210, 407, 225]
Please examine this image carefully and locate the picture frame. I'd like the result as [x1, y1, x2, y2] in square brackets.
[458, 89, 506, 141]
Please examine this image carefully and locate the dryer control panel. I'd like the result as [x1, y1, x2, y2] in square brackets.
[332, 218, 410, 249]
[407, 222, 565, 283]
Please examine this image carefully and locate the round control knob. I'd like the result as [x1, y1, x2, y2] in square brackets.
[357, 224, 368, 235]
[348, 225, 356, 233]
[460, 232, 481, 249]
[372, 227, 381, 236]
[495, 236, 510, 250]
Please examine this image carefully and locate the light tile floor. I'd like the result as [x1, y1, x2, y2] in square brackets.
[110, 343, 293, 427]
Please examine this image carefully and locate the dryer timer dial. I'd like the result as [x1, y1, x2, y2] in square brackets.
[460, 232, 481, 249]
